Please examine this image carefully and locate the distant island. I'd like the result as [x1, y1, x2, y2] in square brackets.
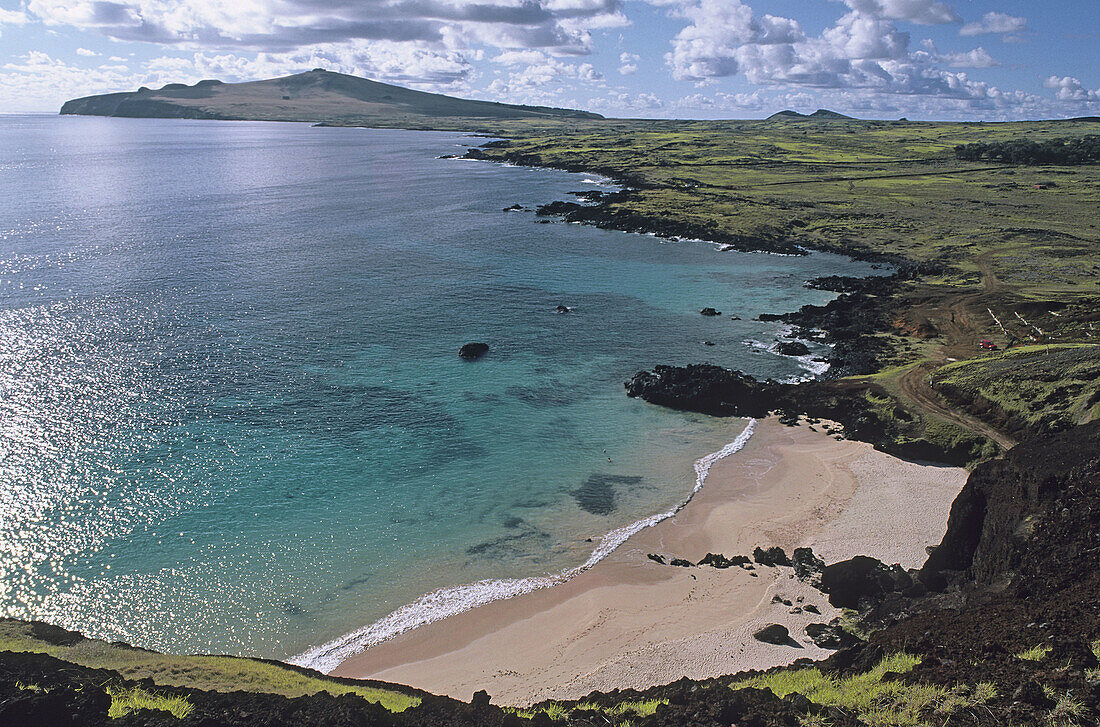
[59, 69, 604, 126]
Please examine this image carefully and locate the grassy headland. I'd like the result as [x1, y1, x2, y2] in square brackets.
[468, 117, 1100, 464]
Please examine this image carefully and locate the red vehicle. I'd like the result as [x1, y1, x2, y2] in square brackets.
[979, 340, 998, 351]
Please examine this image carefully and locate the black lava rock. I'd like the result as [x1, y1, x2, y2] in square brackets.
[754, 546, 793, 567]
[459, 342, 490, 360]
[805, 623, 860, 650]
[753, 624, 791, 645]
[777, 341, 810, 356]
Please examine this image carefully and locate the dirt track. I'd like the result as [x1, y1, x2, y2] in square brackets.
[897, 362, 1018, 451]
[881, 253, 1020, 451]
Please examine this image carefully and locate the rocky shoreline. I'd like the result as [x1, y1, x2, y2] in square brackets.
[464, 140, 970, 458]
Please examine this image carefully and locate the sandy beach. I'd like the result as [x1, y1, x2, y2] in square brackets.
[331, 417, 967, 705]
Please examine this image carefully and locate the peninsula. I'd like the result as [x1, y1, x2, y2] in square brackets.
[59, 69, 603, 128]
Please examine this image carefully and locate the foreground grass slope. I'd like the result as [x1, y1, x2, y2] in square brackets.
[0, 619, 420, 711]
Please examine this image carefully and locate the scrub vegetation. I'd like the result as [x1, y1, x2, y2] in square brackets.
[732, 653, 999, 727]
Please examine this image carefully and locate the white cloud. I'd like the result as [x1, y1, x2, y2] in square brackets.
[76, 47, 99, 57]
[23, 0, 628, 56]
[618, 51, 639, 74]
[655, 0, 1085, 118]
[960, 12, 1026, 36]
[841, 0, 959, 25]
[1045, 75, 1100, 103]
[0, 8, 29, 25]
[588, 89, 663, 114]
[936, 47, 998, 68]
[482, 53, 605, 104]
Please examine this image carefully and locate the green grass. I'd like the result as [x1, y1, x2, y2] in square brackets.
[1016, 643, 1053, 661]
[508, 698, 669, 722]
[1047, 692, 1089, 726]
[933, 345, 1100, 434]
[107, 685, 194, 720]
[731, 653, 997, 726]
[0, 619, 420, 712]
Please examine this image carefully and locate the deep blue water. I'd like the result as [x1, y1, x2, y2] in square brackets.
[0, 115, 882, 660]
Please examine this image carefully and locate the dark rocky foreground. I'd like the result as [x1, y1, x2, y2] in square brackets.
[4, 421, 1098, 725]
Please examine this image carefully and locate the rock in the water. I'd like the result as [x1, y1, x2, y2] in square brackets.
[753, 624, 791, 645]
[703, 340, 716, 346]
[754, 546, 793, 567]
[624, 363, 781, 418]
[555, 304, 572, 313]
[700, 307, 721, 316]
[805, 623, 860, 650]
[777, 341, 810, 356]
[459, 342, 490, 360]
[503, 203, 524, 211]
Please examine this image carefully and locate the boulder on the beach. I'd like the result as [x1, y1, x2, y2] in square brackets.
[777, 341, 810, 356]
[697, 552, 751, 569]
[805, 623, 860, 650]
[753, 624, 791, 645]
[647, 553, 666, 565]
[700, 307, 721, 316]
[670, 558, 694, 568]
[820, 555, 911, 609]
[459, 342, 490, 360]
[754, 546, 793, 567]
[792, 547, 826, 585]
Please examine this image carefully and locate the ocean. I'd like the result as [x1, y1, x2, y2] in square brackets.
[0, 115, 883, 664]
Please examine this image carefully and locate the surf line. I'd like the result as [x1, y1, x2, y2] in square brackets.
[291, 418, 758, 673]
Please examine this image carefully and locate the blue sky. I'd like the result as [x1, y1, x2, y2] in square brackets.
[0, 0, 1096, 119]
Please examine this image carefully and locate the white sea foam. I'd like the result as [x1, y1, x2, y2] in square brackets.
[579, 176, 616, 187]
[289, 419, 757, 674]
[745, 324, 831, 381]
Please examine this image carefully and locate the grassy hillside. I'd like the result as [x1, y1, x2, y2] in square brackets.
[0, 618, 421, 712]
[932, 344, 1100, 436]
[60, 69, 603, 127]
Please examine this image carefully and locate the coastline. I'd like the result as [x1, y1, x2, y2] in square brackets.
[330, 416, 967, 704]
[290, 420, 758, 674]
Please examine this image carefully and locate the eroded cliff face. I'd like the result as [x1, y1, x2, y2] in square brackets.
[920, 419, 1100, 588]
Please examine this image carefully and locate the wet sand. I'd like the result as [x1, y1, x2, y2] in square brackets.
[332, 417, 967, 705]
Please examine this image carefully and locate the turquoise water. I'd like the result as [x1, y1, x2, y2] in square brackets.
[0, 116, 882, 661]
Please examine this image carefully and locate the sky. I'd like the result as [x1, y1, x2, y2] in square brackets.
[0, 0, 1096, 119]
